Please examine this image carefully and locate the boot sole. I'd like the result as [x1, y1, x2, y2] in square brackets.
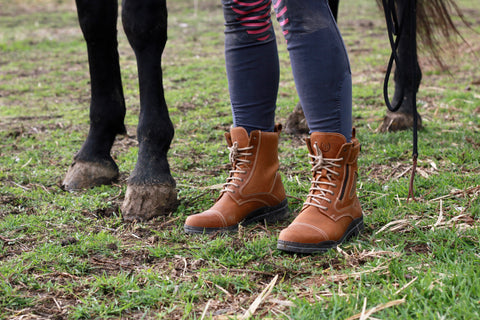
[277, 216, 364, 254]
[184, 199, 289, 234]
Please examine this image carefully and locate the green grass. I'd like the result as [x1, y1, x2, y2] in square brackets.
[1, 0, 480, 319]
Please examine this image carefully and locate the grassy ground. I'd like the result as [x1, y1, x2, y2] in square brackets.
[1, 0, 479, 319]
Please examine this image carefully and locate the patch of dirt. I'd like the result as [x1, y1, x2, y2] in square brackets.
[0, 193, 29, 207]
[0, 119, 66, 144]
[93, 204, 121, 218]
[405, 243, 431, 255]
[81, 202, 122, 220]
[0, 193, 37, 217]
[361, 159, 440, 185]
[113, 134, 138, 154]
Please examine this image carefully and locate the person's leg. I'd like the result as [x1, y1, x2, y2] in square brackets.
[223, 0, 280, 133]
[184, 0, 288, 233]
[274, 0, 352, 141]
[274, 0, 363, 253]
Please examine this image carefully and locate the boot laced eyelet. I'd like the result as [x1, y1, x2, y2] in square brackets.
[224, 142, 257, 194]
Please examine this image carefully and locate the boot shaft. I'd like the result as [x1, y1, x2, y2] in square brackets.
[224, 125, 283, 198]
[303, 130, 361, 218]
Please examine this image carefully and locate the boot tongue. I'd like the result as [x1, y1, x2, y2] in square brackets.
[309, 132, 347, 158]
[229, 127, 250, 148]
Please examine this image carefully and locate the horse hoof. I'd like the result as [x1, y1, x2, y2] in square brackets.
[379, 111, 423, 133]
[121, 183, 178, 221]
[62, 160, 119, 190]
[284, 102, 309, 135]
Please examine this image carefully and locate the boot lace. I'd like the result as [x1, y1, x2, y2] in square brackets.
[304, 143, 343, 211]
[221, 142, 254, 194]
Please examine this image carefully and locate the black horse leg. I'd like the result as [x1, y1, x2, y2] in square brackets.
[120, 0, 177, 221]
[63, 0, 127, 190]
[328, 0, 339, 21]
[380, 0, 423, 132]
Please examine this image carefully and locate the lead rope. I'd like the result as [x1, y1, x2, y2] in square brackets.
[382, 0, 418, 202]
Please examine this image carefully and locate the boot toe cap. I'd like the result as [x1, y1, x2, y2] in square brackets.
[184, 210, 228, 229]
[278, 222, 330, 244]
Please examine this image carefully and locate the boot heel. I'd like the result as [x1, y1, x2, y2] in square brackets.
[343, 216, 364, 242]
[242, 199, 289, 226]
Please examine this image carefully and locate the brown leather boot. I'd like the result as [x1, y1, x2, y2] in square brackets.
[277, 129, 363, 253]
[184, 125, 289, 233]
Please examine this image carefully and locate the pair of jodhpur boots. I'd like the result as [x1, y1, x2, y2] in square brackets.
[184, 125, 364, 253]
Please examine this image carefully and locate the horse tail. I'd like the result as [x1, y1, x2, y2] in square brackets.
[377, 0, 469, 67]
[416, 0, 468, 67]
